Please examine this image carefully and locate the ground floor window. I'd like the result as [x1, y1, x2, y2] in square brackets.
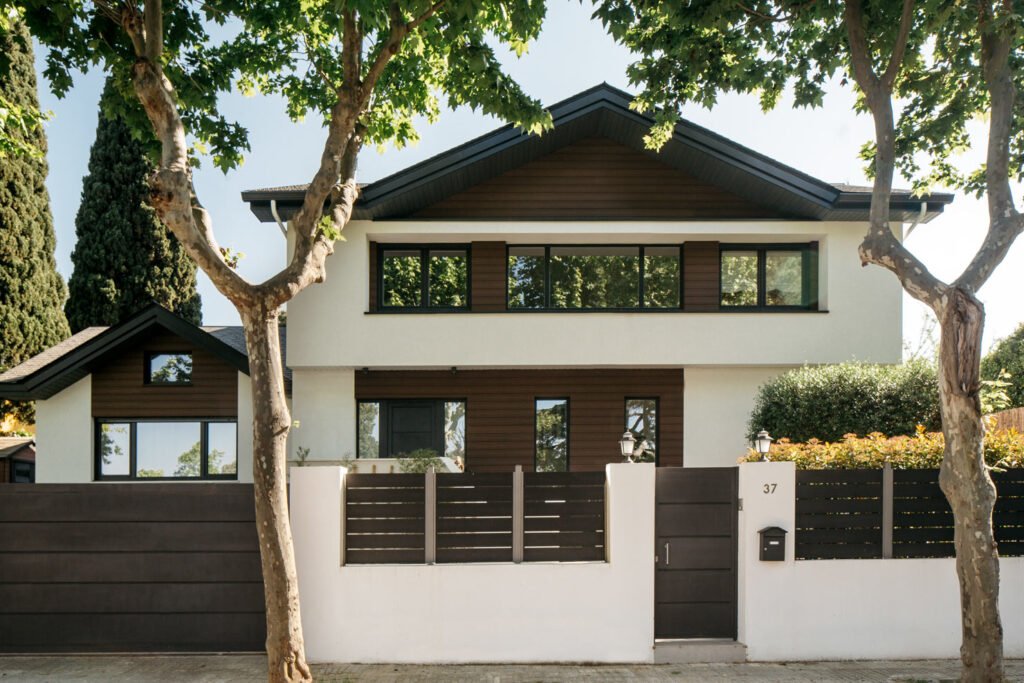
[357, 399, 466, 465]
[625, 398, 658, 463]
[535, 398, 569, 472]
[96, 420, 237, 480]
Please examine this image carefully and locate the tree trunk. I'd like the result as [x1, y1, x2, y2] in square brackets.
[936, 288, 1004, 683]
[241, 305, 312, 683]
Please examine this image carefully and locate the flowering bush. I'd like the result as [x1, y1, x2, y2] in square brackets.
[741, 425, 1024, 470]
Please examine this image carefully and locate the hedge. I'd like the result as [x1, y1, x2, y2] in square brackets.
[741, 426, 1024, 469]
[747, 360, 941, 442]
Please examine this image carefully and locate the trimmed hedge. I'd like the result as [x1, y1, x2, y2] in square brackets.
[748, 360, 941, 442]
[741, 426, 1024, 469]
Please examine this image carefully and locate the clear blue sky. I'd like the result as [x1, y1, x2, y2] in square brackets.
[35, 1, 1023, 353]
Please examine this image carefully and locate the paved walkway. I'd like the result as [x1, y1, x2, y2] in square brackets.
[2, 656, 1023, 682]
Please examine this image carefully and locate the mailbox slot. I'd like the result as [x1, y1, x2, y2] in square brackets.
[759, 526, 787, 561]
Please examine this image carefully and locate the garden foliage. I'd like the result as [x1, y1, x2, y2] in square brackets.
[982, 323, 1024, 409]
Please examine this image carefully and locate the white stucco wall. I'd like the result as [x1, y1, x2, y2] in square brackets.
[738, 462, 1024, 660]
[35, 376, 93, 483]
[684, 367, 790, 467]
[290, 463, 656, 663]
[236, 372, 254, 483]
[286, 220, 902, 370]
[289, 368, 356, 462]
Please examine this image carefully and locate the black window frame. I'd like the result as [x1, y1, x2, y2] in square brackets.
[144, 351, 194, 386]
[506, 244, 683, 312]
[94, 418, 239, 481]
[719, 242, 819, 311]
[356, 398, 468, 462]
[11, 460, 33, 483]
[534, 396, 570, 473]
[377, 244, 472, 312]
[624, 397, 660, 466]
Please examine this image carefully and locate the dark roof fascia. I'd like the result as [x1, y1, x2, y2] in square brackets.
[0, 305, 250, 401]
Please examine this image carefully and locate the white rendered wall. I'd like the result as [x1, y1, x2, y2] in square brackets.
[34, 376, 93, 483]
[286, 220, 902, 370]
[684, 367, 788, 468]
[738, 462, 1024, 660]
[236, 372, 254, 483]
[290, 463, 656, 663]
[289, 368, 356, 462]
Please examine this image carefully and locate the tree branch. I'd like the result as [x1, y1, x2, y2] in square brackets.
[881, 0, 915, 89]
[143, 0, 162, 63]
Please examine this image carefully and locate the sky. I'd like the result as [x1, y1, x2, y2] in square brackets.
[33, 1, 1024, 354]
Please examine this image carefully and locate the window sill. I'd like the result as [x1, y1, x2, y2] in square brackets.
[365, 309, 830, 314]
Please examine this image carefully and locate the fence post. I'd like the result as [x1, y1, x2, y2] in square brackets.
[512, 465, 524, 563]
[882, 462, 893, 559]
[339, 468, 347, 567]
[425, 467, 437, 564]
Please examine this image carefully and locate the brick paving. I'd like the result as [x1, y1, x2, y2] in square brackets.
[1, 655, 1023, 682]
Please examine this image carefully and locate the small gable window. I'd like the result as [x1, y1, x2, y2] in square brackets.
[146, 352, 193, 384]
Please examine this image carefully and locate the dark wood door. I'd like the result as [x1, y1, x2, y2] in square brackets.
[386, 400, 443, 456]
[655, 467, 738, 639]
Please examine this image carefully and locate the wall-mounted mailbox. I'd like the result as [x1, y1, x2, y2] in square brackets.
[759, 526, 787, 561]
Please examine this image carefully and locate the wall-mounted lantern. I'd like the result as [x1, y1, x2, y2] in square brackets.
[619, 431, 636, 462]
[755, 429, 773, 461]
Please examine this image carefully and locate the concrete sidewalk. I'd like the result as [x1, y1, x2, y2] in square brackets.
[2, 656, 1023, 682]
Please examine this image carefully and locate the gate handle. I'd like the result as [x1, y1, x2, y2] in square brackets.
[664, 542, 670, 566]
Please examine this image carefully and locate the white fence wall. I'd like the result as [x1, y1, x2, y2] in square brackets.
[290, 463, 656, 664]
[738, 462, 1024, 661]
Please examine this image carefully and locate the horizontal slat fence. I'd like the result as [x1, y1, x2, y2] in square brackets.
[0, 484, 264, 653]
[345, 473, 425, 564]
[524, 472, 606, 562]
[796, 468, 1024, 560]
[344, 470, 605, 564]
[795, 470, 884, 560]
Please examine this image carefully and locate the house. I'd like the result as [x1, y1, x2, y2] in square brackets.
[242, 83, 951, 473]
[0, 437, 35, 483]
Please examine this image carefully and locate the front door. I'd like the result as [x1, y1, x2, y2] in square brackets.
[386, 400, 443, 456]
[654, 467, 738, 639]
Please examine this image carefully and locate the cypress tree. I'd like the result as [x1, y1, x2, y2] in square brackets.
[65, 79, 201, 332]
[0, 21, 71, 411]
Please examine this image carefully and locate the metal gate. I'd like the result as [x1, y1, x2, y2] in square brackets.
[654, 467, 738, 639]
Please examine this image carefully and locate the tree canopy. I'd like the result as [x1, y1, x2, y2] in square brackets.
[983, 322, 1024, 409]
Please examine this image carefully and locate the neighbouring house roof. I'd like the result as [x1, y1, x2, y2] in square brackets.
[0, 304, 289, 401]
[241, 83, 953, 224]
[0, 437, 34, 462]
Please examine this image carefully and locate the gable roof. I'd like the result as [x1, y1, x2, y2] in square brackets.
[0, 304, 287, 401]
[0, 437, 34, 461]
[242, 83, 953, 223]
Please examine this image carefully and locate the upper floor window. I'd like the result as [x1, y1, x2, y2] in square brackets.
[720, 244, 818, 309]
[380, 246, 469, 310]
[508, 245, 680, 310]
[97, 420, 237, 480]
[146, 352, 193, 384]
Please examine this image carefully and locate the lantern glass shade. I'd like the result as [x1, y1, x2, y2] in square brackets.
[619, 431, 636, 457]
[755, 430, 773, 456]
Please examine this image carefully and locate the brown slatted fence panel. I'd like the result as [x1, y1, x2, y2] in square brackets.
[345, 473, 425, 564]
[994, 469, 1024, 556]
[436, 472, 513, 563]
[795, 470, 883, 559]
[523, 471, 606, 562]
[0, 483, 264, 653]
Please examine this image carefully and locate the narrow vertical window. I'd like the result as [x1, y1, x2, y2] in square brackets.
[428, 250, 469, 307]
[625, 398, 658, 463]
[508, 246, 547, 309]
[444, 400, 466, 466]
[357, 401, 381, 458]
[720, 250, 759, 306]
[381, 249, 423, 307]
[535, 398, 569, 472]
[643, 246, 681, 308]
[207, 422, 238, 475]
[99, 422, 131, 477]
[764, 250, 805, 306]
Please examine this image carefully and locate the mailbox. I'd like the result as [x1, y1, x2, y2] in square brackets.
[759, 526, 787, 561]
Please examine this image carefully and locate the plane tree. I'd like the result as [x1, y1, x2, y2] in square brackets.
[593, 1, 1022, 679]
[11, 1, 551, 680]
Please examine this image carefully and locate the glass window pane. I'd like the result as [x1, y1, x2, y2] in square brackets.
[207, 423, 237, 475]
[508, 247, 546, 309]
[625, 399, 658, 463]
[643, 247, 680, 308]
[721, 251, 759, 307]
[550, 246, 640, 309]
[148, 353, 192, 384]
[358, 402, 380, 458]
[136, 422, 201, 478]
[535, 399, 568, 472]
[428, 250, 468, 307]
[381, 250, 423, 307]
[444, 401, 466, 466]
[765, 250, 805, 306]
[99, 422, 130, 477]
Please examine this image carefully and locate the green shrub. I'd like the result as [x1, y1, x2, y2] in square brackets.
[740, 427, 1024, 469]
[747, 360, 941, 442]
[397, 448, 446, 473]
[982, 322, 1024, 408]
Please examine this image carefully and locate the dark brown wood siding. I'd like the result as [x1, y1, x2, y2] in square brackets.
[0, 483, 264, 652]
[356, 369, 684, 471]
[683, 241, 720, 311]
[471, 241, 506, 311]
[413, 137, 780, 220]
[368, 241, 378, 312]
[92, 329, 238, 418]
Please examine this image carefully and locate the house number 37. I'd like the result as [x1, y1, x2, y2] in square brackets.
[763, 483, 777, 494]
